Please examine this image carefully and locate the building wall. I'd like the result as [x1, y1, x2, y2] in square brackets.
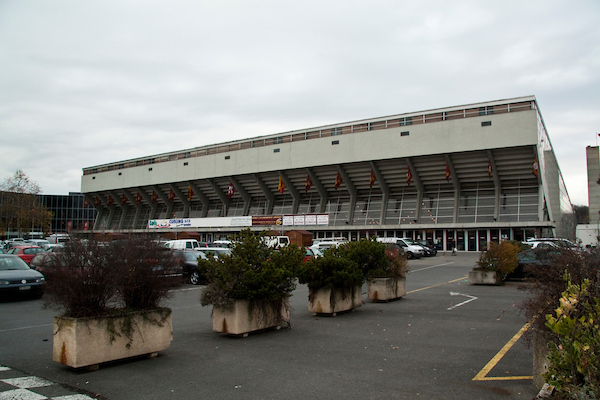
[587, 146, 600, 227]
[82, 110, 538, 193]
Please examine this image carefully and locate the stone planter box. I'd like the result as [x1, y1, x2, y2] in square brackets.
[308, 286, 362, 316]
[367, 277, 406, 302]
[53, 308, 173, 370]
[468, 270, 503, 285]
[533, 329, 551, 391]
[212, 299, 290, 337]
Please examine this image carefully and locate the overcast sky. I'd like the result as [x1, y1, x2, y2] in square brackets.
[1, 1, 598, 206]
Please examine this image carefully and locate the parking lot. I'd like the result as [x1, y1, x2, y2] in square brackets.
[0, 252, 539, 399]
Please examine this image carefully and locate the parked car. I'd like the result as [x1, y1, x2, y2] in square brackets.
[0, 254, 46, 298]
[309, 241, 346, 253]
[164, 239, 202, 250]
[43, 243, 64, 252]
[376, 238, 424, 259]
[175, 250, 209, 285]
[213, 240, 233, 248]
[303, 247, 318, 262]
[29, 252, 59, 276]
[27, 239, 50, 247]
[199, 247, 232, 260]
[507, 248, 562, 280]
[416, 240, 437, 256]
[7, 246, 46, 265]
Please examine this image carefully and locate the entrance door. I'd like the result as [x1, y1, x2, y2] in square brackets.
[468, 230, 477, 252]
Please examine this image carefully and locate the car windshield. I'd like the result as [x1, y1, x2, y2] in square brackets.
[403, 239, 417, 245]
[0, 256, 30, 270]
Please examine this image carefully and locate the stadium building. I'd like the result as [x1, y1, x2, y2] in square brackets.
[80, 95, 576, 252]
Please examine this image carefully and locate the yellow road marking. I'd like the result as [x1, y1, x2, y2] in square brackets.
[473, 322, 533, 381]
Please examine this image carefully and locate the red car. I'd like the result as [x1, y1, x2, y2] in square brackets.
[7, 245, 46, 265]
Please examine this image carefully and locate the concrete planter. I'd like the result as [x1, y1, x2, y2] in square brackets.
[533, 329, 551, 391]
[308, 286, 362, 316]
[212, 299, 290, 337]
[468, 270, 503, 285]
[53, 308, 173, 370]
[367, 277, 406, 302]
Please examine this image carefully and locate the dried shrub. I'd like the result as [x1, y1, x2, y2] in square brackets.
[109, 237, 182, 310]
[43, 239, 119, 318]
[475, 240, 520, 275]
[44, 236, 182, 318]
[520, 248, 600, 344]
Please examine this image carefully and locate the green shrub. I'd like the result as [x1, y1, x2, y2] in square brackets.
[297, 252, 363, 291]
[544, 276, 600, 398]
[199, 229, 302, 310]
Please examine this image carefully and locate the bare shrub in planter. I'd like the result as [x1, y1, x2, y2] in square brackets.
[475, 240, 520, 276]
[44, 236, 182, 368]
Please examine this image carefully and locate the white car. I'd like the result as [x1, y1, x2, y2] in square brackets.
[199, 247, 232, 260]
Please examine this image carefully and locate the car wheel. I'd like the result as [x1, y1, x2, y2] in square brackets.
[190, 270, 201, 285]
[407, 252, 414, 259]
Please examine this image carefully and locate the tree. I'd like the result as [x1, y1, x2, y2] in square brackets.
[0, 169, 52, 238]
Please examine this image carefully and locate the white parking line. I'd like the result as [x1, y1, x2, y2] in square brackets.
[410, 261, 454, 272]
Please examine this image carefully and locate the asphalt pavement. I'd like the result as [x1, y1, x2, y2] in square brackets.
[0, 253, 540, 399]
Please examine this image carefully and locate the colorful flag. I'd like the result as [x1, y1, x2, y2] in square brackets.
[186, 186, 194, 201]
[488, 159, 493, 178]
[136, 192, 143, 204]
[370, 169, 376, 188]
[406, 166, 412, 186]
[83, 198, 90, 208]
[94, 196, 101, 207]
[106, 195, 114, 206]
[278, 176, 285, 194]
[533, 156, 540, 177]
[227, 182, 235, 199]
[334, 172, 343, 190]
[121, 194, 127, 205]
[151, 190, 158, 203]
[445, 162, 451, 181]
[84, 221, 88, 231]
[305, 175, 312, 192]
[168, 189, 175, 202]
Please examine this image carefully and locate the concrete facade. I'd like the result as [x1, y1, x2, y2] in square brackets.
[80, 96, 576, 250]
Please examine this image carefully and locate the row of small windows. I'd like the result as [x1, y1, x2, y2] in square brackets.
[84, 102, 532, 175]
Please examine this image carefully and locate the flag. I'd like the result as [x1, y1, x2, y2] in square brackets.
[83, 198, 90, 208]
[84, 221, 88, 231]
[406, 166, 412, 186]
[370, 169, 376, 188]
[94, 196, 101, 207]
[278, 176, 285, 194]
[227, 182, 235, 199]
[187, 186, 194, 201]
[121, 194, 127, 204]
[305, 175, 312, 192]
[106, 195, 114, 206]
[135, 191, 143, 204]
[488, 159, 492, 178]
[334, 172, 343, 190]
[168, 189, 175, 202]
[445, 162, 451, 181]
[151, 190, 158, 203]
[533, 156, 540, 177]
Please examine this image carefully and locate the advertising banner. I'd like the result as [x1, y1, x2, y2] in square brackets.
[252, 216, 283, 226]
